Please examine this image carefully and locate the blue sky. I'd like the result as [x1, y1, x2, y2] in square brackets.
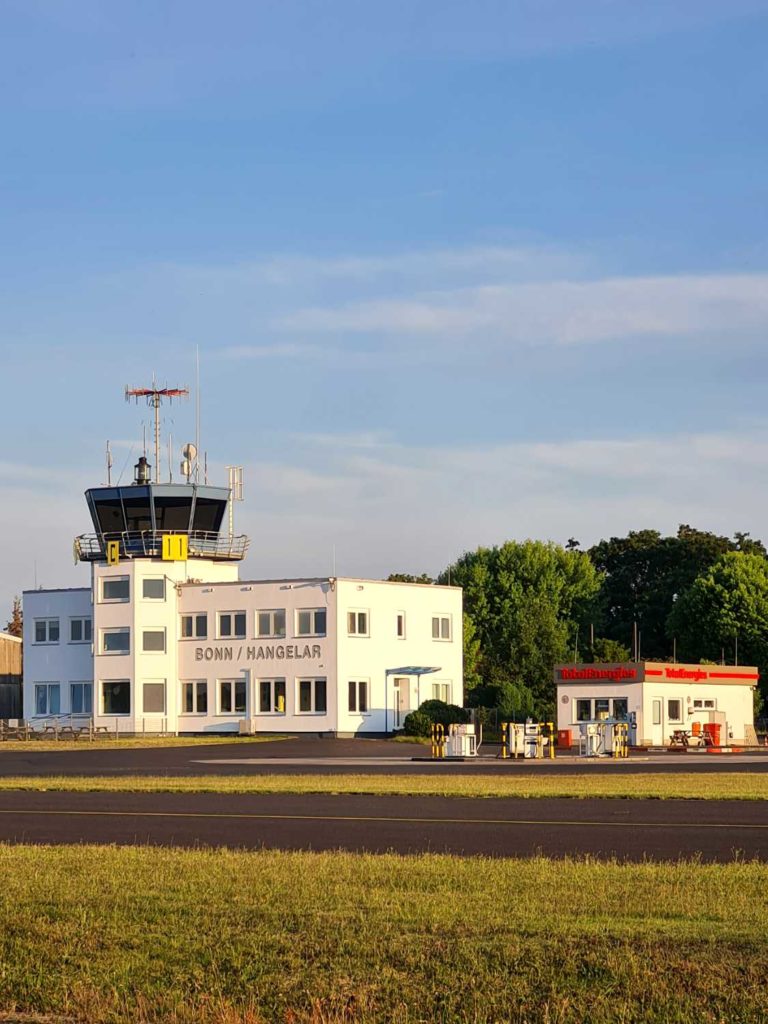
[2, 0, 768, 613]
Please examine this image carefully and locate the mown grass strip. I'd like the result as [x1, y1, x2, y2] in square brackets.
[0, 845, 765, 1024]
[1, 771, 768, 799]
[0, 735, 290, 753]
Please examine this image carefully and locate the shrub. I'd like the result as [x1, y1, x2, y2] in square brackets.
[417, 699, 470, 727]
[403, 710, 432, 737]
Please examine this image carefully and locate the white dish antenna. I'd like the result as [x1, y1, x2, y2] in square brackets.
[181, 442, 198, 483]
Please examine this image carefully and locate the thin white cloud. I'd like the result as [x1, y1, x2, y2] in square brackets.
[278, 273, 768, 347]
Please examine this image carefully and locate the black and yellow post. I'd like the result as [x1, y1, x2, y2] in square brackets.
[500, 721, 508, 759]
[546, 721, 555, 760]
[431, 722, 446, 759]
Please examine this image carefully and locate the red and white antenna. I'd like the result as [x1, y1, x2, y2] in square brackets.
[125, 380, 189, 483]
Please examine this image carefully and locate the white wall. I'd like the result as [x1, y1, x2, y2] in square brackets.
[23, 588, 93, 720]
[335, 578, 463, 736]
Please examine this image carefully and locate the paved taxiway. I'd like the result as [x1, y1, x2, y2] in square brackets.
[0, 791, 765, 860]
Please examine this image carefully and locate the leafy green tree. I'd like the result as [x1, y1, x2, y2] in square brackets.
[439, 540, 601, 705]
[583, 637, 631, 663]
[4, 597, 22, 638]
[667, 553, 768, 691]
[386, 573, 434, 584]
[462, 612, 482, 696]
[588, 525, 758, 659]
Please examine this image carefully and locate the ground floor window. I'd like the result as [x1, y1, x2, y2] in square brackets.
[431, 681, 451, 703]
[574, 697, 629, 722]
[219, 678, 246, 714]
[348, 680, 369, 714]
[693, 698, 716, 709]
[35, 683, 60, 716]
[70, 682, 92, 715]
[102, 680, 130, 716]
[181, 681, 208, 714]
[142, 681, 166, 714]
[259, 678, 286, 714]
[667, 699, 682, 723]
[298, 678, 327, 714]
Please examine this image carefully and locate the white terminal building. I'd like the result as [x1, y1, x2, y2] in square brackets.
[23, 411, 463, 736]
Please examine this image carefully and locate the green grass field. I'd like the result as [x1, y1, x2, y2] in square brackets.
[1, 771, 767, 800]
[0, 846, 764, 1023]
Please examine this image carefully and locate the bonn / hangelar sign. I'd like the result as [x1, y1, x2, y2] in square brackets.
[195, 643, 323, 663]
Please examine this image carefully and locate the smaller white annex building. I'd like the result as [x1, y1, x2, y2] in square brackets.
[23, 445, 463, 736]
[555, 662, 758, 747]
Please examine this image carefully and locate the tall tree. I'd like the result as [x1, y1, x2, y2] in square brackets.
[4, 597, 22, 638]
[667, 552, 768, 693]
[588, 525, 751, 659]
[386, 573, 434, 585]
[439, 540, 601, 708]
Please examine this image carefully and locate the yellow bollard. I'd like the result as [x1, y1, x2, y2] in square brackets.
[501, 721, 508, 759]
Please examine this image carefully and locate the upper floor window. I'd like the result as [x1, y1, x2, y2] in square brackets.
[35, 682, 60, 715]
[296, 608, 326, 637]
[432, 615, 452, 641]
[142, 629, 166, 653]
[101, 627, 130, 655]
[181, 614, 208, 640]
[69, 617, 92, 644]
[218, 611, 246, 640]
[142, 578, 166, 601]
[34, 618, 59, 644]
[347, 610, 369, 637]
[101, 577, 129, 603]
[257, 610, 286, 638]
[396, 612, 406, 639]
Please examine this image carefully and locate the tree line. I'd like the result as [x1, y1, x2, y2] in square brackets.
[389, 525, 768, 720]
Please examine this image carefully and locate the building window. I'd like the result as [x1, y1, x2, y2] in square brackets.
[431, 681, 451, 703]
[612, 698, 629, 720]
[576, 699, 592, 722]
[693, 698, 716, 709]
[102, 680, 130, 715]
[70, 682, 93, 715]
[34, 618, 60, 644]
[181, 681, 208, 714]
[259, 678, 286, 714]
[181, 614, 207, 640]
[69, 617, 92, 644]
[347, 611, 369, 636]
[297, 678, 327, 714]
[219, 678, 246, 714]
[432, 615, 452, 641]
[142, 578, 166, 600]
[34, 683, 60, 716]
[218, 611, 246, 639]
[142, 629, 166, 653]
[142, 681, 166, 714]
[257, 610, 286, 638]
[101, 628, 130, 655]
[668, 699, 682, 723]
[296, 609, 327, 637]
[396, 612, 406, 639]
[652, 699, 662, 726]
[348, 680, 369, 714]
[101, 577, 129, 602]
[594, 698, 610, 720]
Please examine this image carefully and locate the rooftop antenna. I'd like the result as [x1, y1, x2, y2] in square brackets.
[226, 466, 244, 539]
[105, 441, 113, 486]
[195, 346, 201, 483]
[181, 442, 198, 483]
[125, 380, 189, 484]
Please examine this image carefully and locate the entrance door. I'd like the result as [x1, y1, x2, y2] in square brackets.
[394, 677, 410, 728]
[651, 697, 664, 746]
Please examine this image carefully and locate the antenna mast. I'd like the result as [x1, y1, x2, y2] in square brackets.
[125, 381, 189, 483]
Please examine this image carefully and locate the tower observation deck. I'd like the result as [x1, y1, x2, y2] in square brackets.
[73, 384, 249, 564]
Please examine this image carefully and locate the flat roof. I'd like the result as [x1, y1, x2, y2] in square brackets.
[22, 587, 90, 595]
[181, 576, 461, 590]
[555, 662, 758, 685]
